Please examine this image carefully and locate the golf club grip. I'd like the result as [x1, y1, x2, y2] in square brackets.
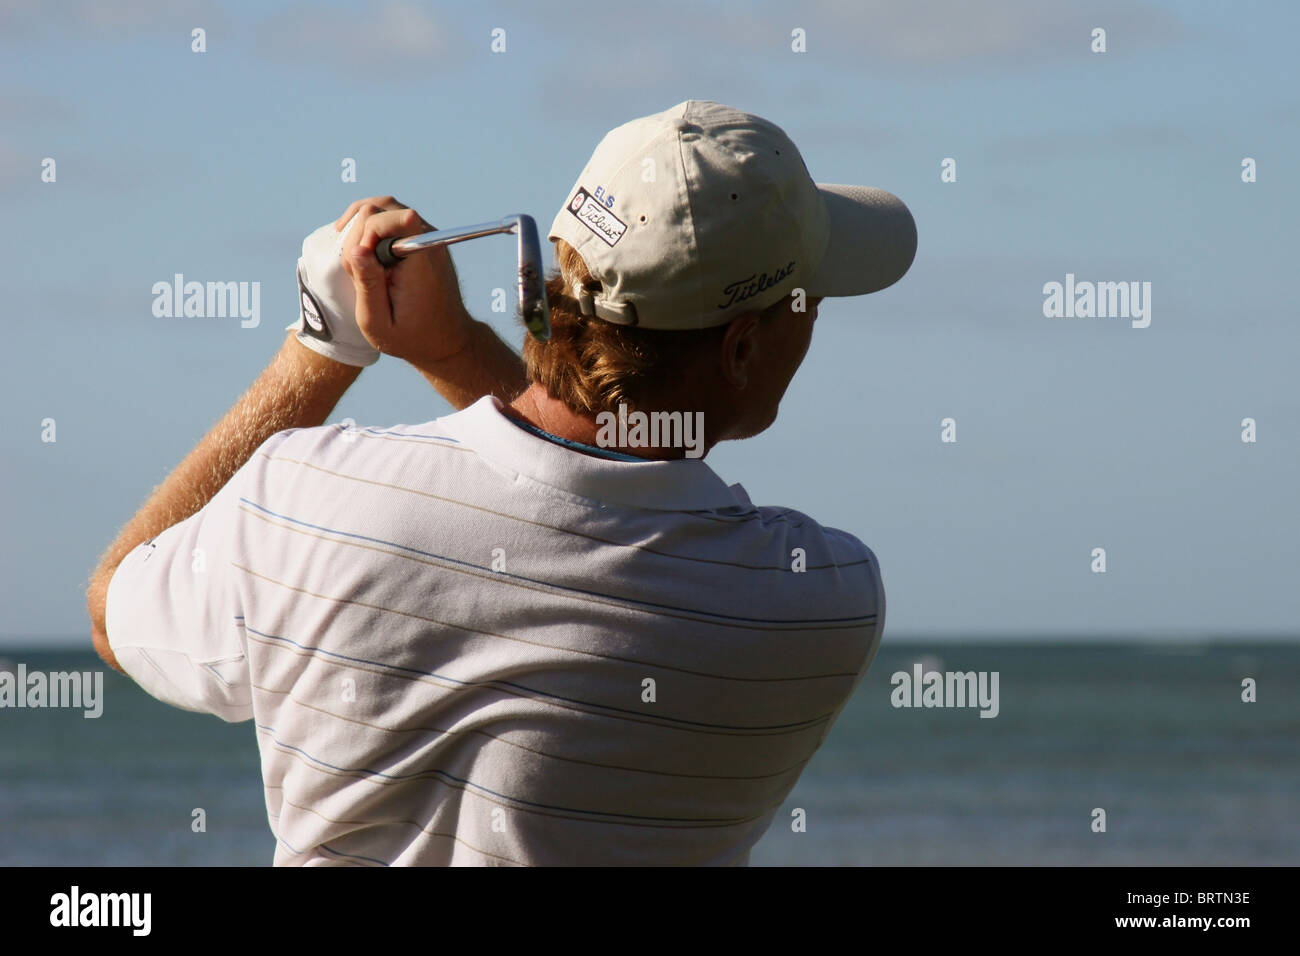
[375, 237, 401, 268]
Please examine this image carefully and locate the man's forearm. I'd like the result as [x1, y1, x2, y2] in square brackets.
[87, 335, 361, 671]
[410, 315, 527, 411]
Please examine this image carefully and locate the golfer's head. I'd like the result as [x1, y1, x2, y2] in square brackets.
[526, 239, 822, 440]
[526, 100, 916, 430]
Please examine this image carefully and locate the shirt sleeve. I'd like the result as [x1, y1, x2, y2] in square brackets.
[104, 453, 258, 723]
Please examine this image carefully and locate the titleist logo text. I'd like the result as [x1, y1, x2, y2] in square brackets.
[717, 260, 796, 309]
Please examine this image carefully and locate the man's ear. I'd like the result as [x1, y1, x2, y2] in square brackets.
[719, 312, 762, 389]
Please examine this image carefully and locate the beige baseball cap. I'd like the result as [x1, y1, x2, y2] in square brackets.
[548, 100, 917, 331]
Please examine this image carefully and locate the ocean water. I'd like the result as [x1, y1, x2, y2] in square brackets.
[1, 642, 1296, 866]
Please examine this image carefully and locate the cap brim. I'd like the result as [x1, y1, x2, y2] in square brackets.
[804, 184, 917, 297]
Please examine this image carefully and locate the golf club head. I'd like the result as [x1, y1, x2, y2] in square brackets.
[511, 215, 550, 344]
[376, 214, 551, 342]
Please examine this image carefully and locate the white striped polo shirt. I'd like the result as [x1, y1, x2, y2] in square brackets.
[105, 395, 885, 866]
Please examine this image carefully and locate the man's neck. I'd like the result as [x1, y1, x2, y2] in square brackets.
[504, 384, 714, 461]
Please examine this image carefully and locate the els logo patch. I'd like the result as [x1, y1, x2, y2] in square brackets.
[566, 186, 628, 247]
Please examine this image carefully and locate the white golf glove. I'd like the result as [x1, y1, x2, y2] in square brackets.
[286, 213, 381, 367]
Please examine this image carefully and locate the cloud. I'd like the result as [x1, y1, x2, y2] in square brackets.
[0, 0, 218, 42]
[987, 123, 1197, 162]
[0, 143, 198, 196]
[1276, 100, 1300, 128]
[493, 0, 1187, 136]
[495, 0, 1182, 70]
[758, 0, 1185, 65]
[0, 0, 452, 71]
[0, 91, 77, 126]
[252, 1, 460, 70]
[0, 145, 27, 190]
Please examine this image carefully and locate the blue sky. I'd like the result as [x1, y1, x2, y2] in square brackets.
[2, 0, 1297, 644]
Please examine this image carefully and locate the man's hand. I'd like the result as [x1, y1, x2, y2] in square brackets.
[334, 196, 475, 369]
[333, 195, 528, 410]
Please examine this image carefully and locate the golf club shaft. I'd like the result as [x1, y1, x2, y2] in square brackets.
[376, 219, 517, 263]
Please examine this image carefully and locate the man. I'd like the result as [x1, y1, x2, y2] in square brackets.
[88, 100, 916, 866]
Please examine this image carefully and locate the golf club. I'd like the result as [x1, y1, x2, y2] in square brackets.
[375, 214, 550, 342]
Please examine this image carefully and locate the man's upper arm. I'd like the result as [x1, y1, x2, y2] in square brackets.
[104, 453, 264, 723]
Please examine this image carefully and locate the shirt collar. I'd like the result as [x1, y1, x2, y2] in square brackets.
[437, 396, 749, 512]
